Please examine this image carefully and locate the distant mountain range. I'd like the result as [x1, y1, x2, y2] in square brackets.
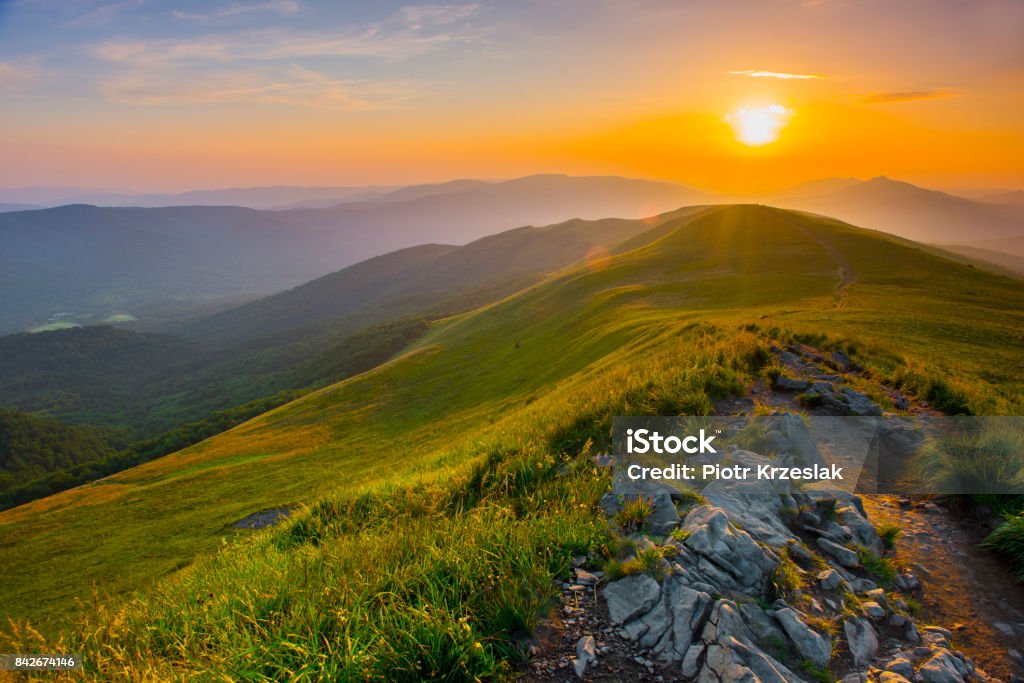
[0, 203, 40, 213]
[2, 173, 1023, 335]
[0, 174, 707, 334]
[760, 176, 1024, 244]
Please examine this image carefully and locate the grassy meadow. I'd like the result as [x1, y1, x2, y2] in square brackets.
[2, 205, 1024, 679]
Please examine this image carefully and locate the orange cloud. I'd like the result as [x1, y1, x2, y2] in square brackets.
[859, 89, 952, 104]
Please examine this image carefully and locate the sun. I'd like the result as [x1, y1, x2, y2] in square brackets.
[727, 104, 792, 146]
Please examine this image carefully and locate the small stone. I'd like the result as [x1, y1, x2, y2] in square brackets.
[885, 656, 915, 678]
[817, 537, 860, 567]
[879, 673, 913, 683]
[994, 622, 1015, 636]
[862, 601, 886, 620]
[572, 635, 597, 679]
[575, 569, 599, 585]
[817, 568, 841, 590]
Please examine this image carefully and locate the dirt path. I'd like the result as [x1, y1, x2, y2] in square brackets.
[786, 217, 853, 307]
[861, 495, 1024, 680]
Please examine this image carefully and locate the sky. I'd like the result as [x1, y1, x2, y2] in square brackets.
[1, 0, 1022, 193]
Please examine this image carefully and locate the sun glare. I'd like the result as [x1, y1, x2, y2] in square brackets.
[727, 104, 792, 146]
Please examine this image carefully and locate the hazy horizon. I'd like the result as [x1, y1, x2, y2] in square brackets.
[0, 172, 1019, 203]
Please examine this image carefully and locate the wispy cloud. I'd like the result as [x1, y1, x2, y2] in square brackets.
[730, 70, 824, 80]
[61, 0, 147, 28]
[398, 4, 481, 28]
[88, 4, 486, 109]
[97, 65, 417, 108]
[173, 1, 301, 23]
[0, 62, 40, 91]
[92, 4, 486, 66]
[859, 89, 952, 104]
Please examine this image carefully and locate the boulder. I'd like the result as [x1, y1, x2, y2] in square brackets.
[773, 607, 832, 668]
[604, 574, 661, 625]
[681, 506, 779, 594]
[775, 413, 826, 467]
[776, 376, 810, 391]
[919, 650, 970, 683]
[665, 577, 712, 661]
[695, 602, 802, 683]
[817, 537, 860, 568]
[843, 616, 879, 667]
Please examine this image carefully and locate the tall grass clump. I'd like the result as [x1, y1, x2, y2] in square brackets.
[982, 513, 1024, 580]
[915, 420, 1024, 497]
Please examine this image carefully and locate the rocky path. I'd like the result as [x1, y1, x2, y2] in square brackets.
[521, 341, 1024, 682]
[861, 496, 1024, 680]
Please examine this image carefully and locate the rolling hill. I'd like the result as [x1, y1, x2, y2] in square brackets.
[768, 176, 1024, 243]
[3, 204, 1023, 644]
[0, 175, 707, 335]
[178, 214, 672, 348]
[0, 211, 670, 439]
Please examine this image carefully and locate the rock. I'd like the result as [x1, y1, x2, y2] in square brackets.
[817, 568, 842, 590]
[637, 536, 657, 553]
[738, 603, 786, 650]
[885, 656, 915, 678]
[773, 608, 831, 668]
[879, 673, 913, 683]
[638, 600, 673, 652]
[699, 637, 791, 683]
[775, 413, 826, 467]
[830, 350, 856, 371]
[919, 650, 969, 683]
[775, 349, 803, 367]
[993, 622, 1015, 636]
[605, 574, 661, 625]
[575, 569, 599, 585]
[600, 472, 681, 535]
[837, 505, 883, 554]
[843, 617, 878, 667]
[665, 578, 712, 661]
[921, 626, 953, 648]
[572, 635, 597, 678]
[681, 642, 705, 678]
[839, 388, 883, 416]
[893, 571, 920, 592]
[840, 675, 867, 683]
[862, 601, 886, 620]
[817, 537, 860, 568]
[786, 540, 816, 566]
[700, 449, 808, 546]
[850, 578, 877, 594]
[776, 376, 810, 391]
[797, 508, 822, 527]
[680, 505, 779, 594]
[864, 588, 888, 606]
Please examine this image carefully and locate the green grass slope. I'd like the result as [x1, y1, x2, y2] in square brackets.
[2, 205, 1023, 658]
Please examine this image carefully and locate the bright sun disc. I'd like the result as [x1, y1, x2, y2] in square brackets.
[727, 104, 792, 146]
